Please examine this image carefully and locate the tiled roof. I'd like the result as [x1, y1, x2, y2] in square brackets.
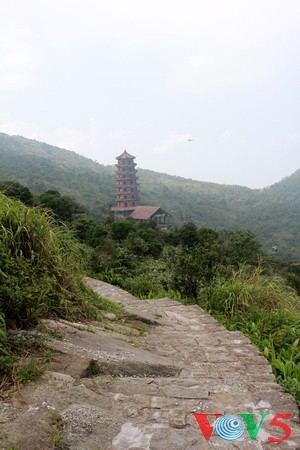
[129, 206, 161, 220]
[116, 150, 135, 159]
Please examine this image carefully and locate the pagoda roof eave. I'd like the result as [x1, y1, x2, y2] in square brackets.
[116, 150, 135, 159]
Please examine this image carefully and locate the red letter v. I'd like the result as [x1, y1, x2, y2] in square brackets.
[193, 413, 222, 441]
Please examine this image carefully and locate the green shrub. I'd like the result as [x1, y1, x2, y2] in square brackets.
[123, 275, 156, 297]
[0, 355, 17, 375]
[0, 193, 103, 329]
[96, 268, 123, 285]
[200, 265, 298, 317]
[83, 360, 103, 377]
[90, 238, 117, 273]
[139, 288, 182, 301]
[15, 359, 43, 383]
[282, 378, 300, 407]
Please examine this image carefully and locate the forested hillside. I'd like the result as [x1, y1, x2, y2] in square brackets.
[243, 171, 300, 261]
[0, 133, 299, 260]
[0, 133, 115, 215]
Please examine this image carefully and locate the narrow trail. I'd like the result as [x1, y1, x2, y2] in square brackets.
[1, 278, 299, 449]
[85, 278, 300, 449]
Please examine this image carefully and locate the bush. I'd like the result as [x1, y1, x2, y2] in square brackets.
[200, 265, 298, 317]
[15, 359, 43, 383]
[0, 180, 34, 205]
[282, 378, 300, 408]
[0, 193, 100, 330]
[38, 190, 85, 224]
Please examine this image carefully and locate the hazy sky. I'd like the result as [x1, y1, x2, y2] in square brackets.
[1, 0, 299, 188]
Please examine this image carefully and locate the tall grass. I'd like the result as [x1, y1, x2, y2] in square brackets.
[200, 265, 298, 317]
[0, 193, 109, 333]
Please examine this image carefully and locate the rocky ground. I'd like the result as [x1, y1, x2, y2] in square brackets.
[0, 277, 299, 449]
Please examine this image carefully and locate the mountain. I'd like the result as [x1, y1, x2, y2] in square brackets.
[0, 132, 299, 261]
[246, 170, 300, 261]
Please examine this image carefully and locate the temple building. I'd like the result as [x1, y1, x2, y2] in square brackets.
[110, 150, 171, 229]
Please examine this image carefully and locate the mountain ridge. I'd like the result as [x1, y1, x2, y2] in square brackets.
[0, 132, 299, 260]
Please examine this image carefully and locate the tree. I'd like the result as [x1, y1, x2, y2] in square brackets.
[135, 222, 164, 257]
[225, 230, 261, 266]
[0, 181, 33, 205]
[124, 234, 149, 257]
[90, 237, 117, 272]
[73, 216, 108, 246]
[111, 220, 135, 242]
[38, 190, 84, 223]
[176, 222, 199, 247]
[166, 234, 224, 299]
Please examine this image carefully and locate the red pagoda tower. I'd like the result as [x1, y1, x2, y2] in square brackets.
[111, 150, 140, 217]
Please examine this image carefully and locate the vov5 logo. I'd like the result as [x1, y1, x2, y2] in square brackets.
[193, 413, 293, 442]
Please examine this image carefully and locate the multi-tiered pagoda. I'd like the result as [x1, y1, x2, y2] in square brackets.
[111, 151, 171, 229]
[115, 150, 140, 208]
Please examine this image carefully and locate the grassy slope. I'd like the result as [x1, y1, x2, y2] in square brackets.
[0, 133, 299, 260]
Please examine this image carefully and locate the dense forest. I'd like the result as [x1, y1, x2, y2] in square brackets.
[0, 132, 299, 261]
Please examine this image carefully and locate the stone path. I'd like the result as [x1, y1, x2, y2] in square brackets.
[1, 278, 299, 449]
[84, 278, 300, 449]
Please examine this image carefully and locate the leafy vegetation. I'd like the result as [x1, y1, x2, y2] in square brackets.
[0, 193, 98, 329]
[0, 132, 299, 260]
[37, 190, 85, 224]
[14, 359, 43, 384]
[200, 265, 298, 316]
[49, 410, 66, 449]
[83, 360, 103, 378]
[0, 181, 33, 205]
[0, 192, 119, 389]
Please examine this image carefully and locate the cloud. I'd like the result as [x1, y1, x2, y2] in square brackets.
[168, 49, 269, 93]
[110, 129, 131, 143]
[219, 129, 243, 146]
[0, 21, 39, 91]
[50, 122, 112, 164]
[164, 1, 300, 93]
[52, 127, 84, 152]
[286, 132, 300, 145]
[0, 114, 37, 139]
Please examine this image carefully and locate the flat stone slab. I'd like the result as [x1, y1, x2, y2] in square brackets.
[162, 384, 209, 399]
[46, 319, 182, 378]
[61, 403, 122, 450]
